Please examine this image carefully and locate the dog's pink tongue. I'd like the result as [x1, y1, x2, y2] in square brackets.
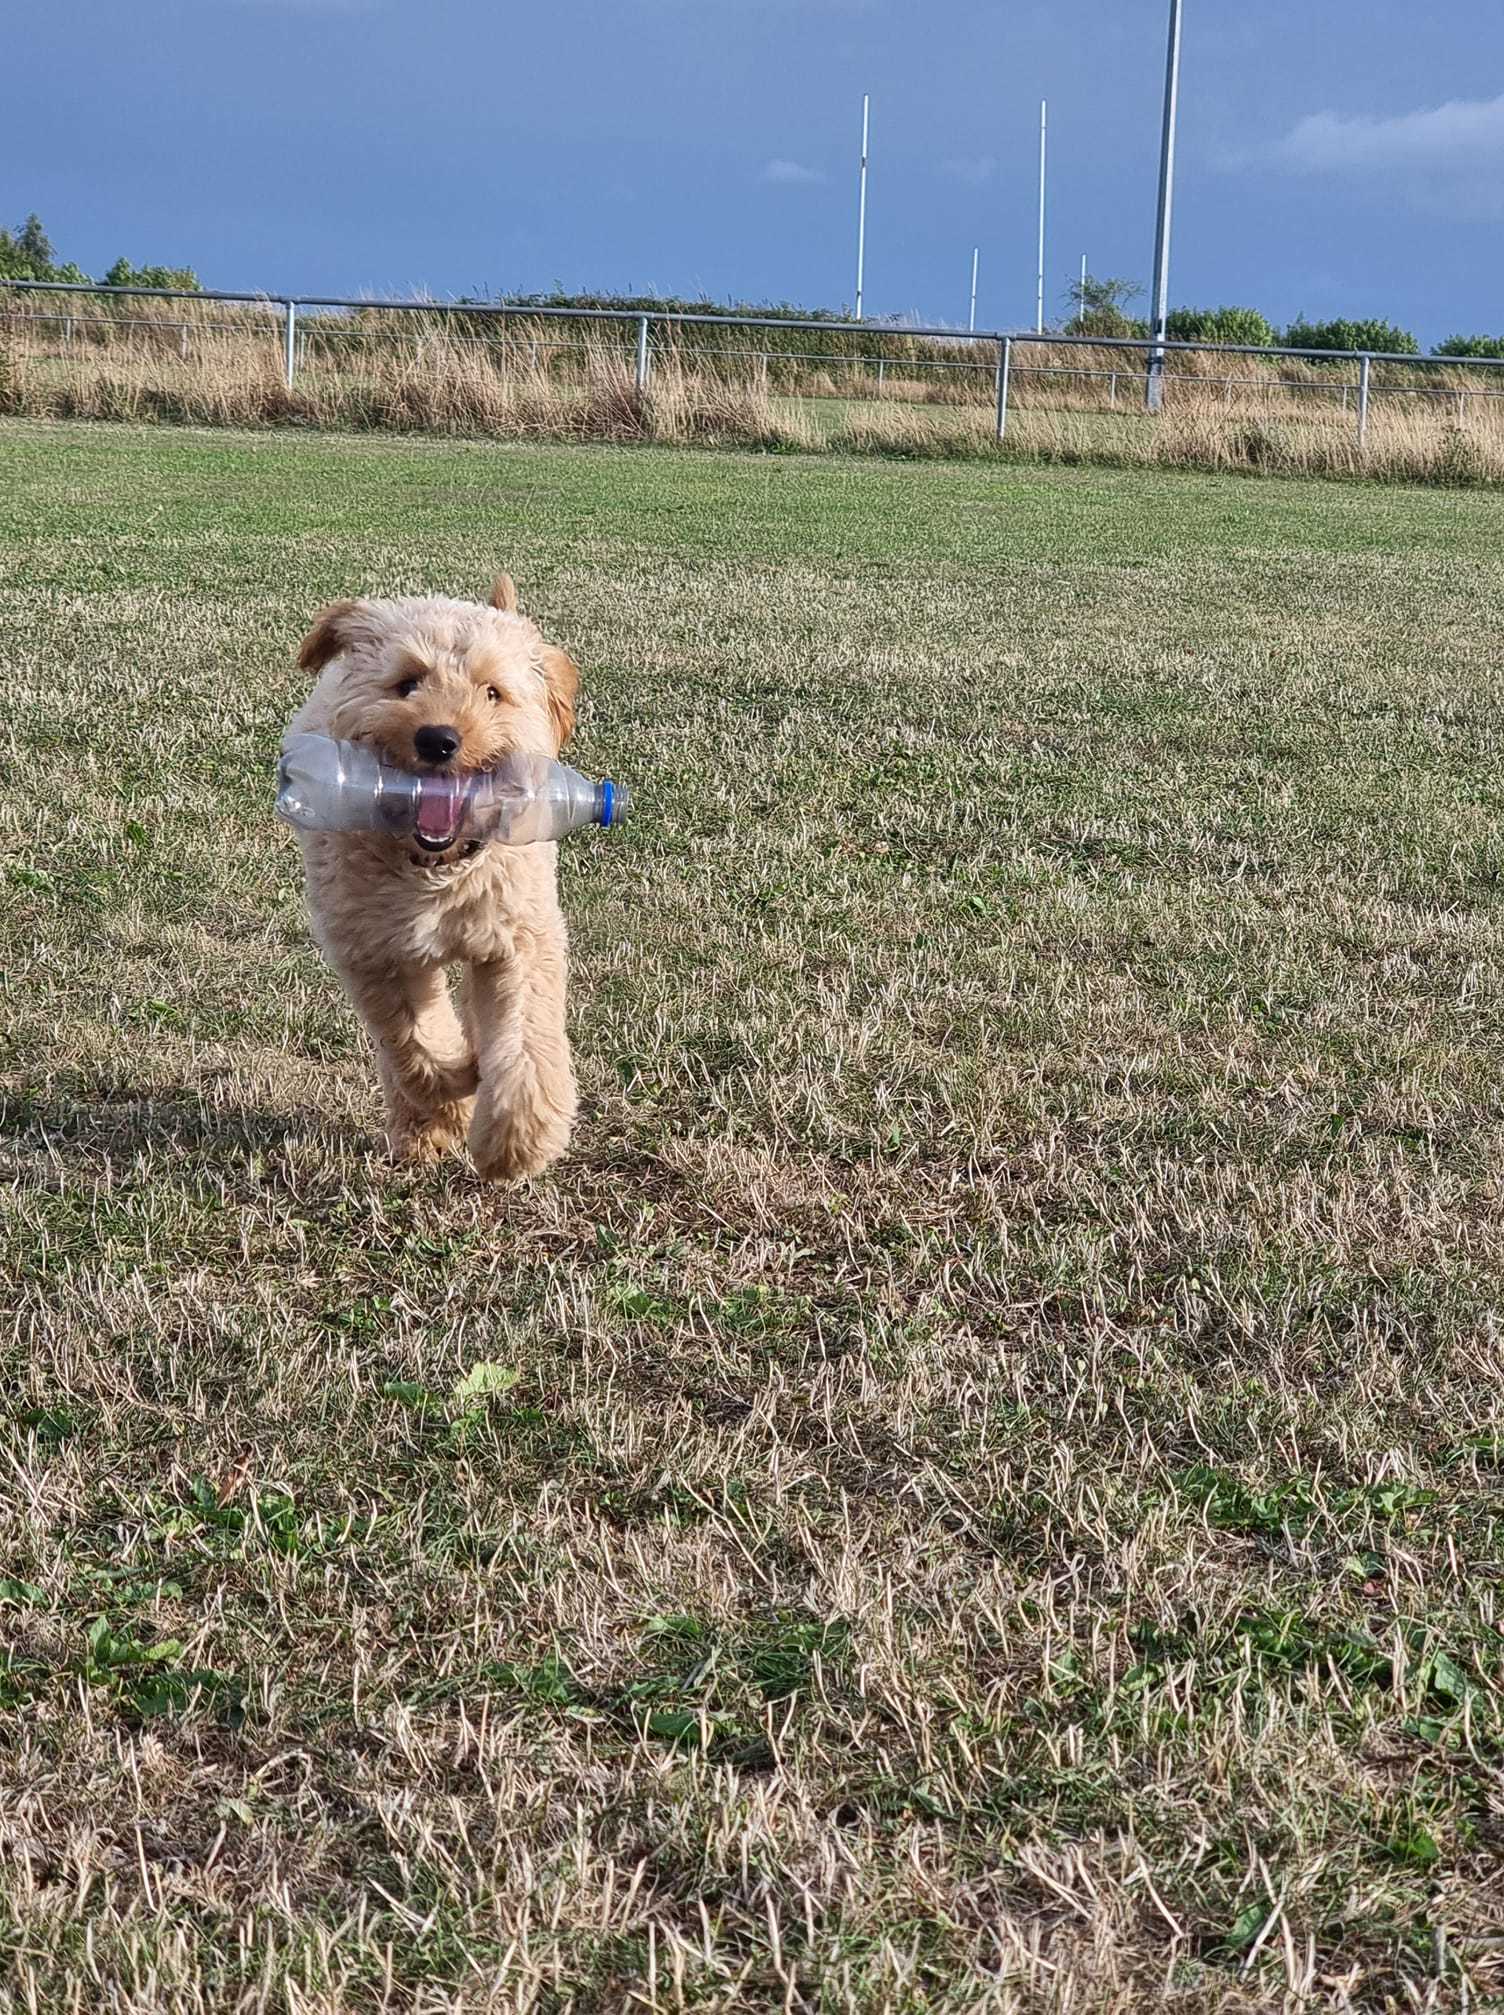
[416, 776, 465, 842]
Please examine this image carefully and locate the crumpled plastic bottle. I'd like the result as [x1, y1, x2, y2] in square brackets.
[276, 732, 630, 852]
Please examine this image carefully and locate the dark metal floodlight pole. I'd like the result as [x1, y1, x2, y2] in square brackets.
[1146, 0, 1183, 413]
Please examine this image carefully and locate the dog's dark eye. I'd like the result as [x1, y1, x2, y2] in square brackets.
[486, 685, 501, 704]
[395, 676, 421, 698]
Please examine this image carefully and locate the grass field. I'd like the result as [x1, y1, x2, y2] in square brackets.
[5, 420, 1504, 2011]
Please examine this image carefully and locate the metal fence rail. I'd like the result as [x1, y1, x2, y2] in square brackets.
[6, 275, 1503, 449]
[12, 305, 1497, 414]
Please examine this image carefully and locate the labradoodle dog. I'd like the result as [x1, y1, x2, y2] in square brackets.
[285, 576, 581, 1179]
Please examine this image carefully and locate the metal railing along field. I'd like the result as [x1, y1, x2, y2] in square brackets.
[6, 276, 1504, 450]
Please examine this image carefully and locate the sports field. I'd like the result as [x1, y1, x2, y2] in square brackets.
[4, 420, 1504, 2010]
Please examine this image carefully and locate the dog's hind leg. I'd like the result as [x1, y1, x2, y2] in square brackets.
[462, 921, 577, 1180]
[333, 959, 478, 1163]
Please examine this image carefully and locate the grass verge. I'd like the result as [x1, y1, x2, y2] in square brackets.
[6, 319, 1504, 486]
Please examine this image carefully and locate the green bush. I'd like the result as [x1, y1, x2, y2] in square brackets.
[1063, 310, 1149, 340]
[0, 214, 87, 285]
[1283, 317, 1419, 357]
[1435, 334, 1504, 359]
[0, 214, 196, 292]
[1164, 306, 1275, 348]
[102, 257, 201, 292]
[1062, 276, 1143, 341]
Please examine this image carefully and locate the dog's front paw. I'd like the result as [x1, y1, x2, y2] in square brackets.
[389, 1095, 475, 1165]
[417, 1052, 479, 1104]
[469, 1092, 572, 1182]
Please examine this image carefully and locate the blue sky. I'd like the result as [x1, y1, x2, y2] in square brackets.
[9, 0, 1504, 344]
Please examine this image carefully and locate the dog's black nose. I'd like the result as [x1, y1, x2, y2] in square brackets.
[414, 724, 461, 765]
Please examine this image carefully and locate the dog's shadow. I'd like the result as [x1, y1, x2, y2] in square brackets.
[0, 1081, 354, 1169]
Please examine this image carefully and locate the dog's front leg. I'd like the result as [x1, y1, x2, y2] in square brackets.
[463, 924, 577, 1180]
[334, 959, 478, 1163]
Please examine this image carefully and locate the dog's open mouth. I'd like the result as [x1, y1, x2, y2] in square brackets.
[412, 774, 473, 853]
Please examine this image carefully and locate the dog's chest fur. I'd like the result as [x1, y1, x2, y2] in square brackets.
[300, 831, 562, 968]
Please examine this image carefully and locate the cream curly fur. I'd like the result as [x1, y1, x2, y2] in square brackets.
[286, 576, 582, 1180]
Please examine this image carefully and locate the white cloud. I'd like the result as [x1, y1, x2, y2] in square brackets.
[941, 155, 997, 187]
[759, 159, 826, 186]
[1268, 92, 1504, 174]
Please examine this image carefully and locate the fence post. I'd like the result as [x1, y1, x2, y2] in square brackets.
[1109, 371, 1117, 406]
[1356, 354, 1371, 452]
[635, 315, 650, 391]
[180, 323, 189, 361]
[1146, 346, 1165, 413]
[876, 357, 885, 391]
[283, 300, 297, 389]
[994, 336, 1012, 442]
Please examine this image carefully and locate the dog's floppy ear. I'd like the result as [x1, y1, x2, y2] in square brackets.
[298, 599, 363, 673]
[490, 574, 519, 614]
[540, 645, 579, 750]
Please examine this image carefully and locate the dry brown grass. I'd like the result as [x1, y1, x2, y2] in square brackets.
[6, 299, 1504, 485]
[0, 318, 812, 452]
[829, 396, 1504, 485]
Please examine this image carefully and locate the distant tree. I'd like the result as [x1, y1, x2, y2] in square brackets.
[1063, 275, 1142, 339]
[0, 213, 90, 284]
[0, 215, 64, 281]
[1283, 316, 1419, 356]
[15, 213, 53, 268]
[1435, 333, 1504, 359]
[103, 256, 201, 291]
[0, 215, 201, 290]
[1164, 305, 1275, 348]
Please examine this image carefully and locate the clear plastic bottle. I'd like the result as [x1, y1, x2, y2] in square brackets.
[276, 732, 630, 851]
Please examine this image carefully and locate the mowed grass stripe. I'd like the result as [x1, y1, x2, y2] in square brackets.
[3, 420, 1504, 2010]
